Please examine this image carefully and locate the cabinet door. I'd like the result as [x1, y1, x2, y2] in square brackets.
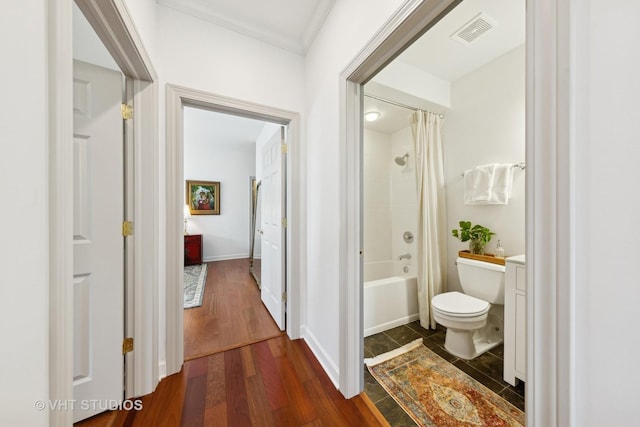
[515, 293, 526, 378]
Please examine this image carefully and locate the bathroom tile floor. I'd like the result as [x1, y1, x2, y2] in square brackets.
[364, 321, 525, 426]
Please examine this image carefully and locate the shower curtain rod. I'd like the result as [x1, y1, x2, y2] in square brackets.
[364, 93, 445, 118]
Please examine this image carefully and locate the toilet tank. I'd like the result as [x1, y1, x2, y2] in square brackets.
[456, 257, 506, 304]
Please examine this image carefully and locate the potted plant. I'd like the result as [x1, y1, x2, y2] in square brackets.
[451, 221, 495, 255]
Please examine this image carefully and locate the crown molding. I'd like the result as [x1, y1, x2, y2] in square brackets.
[158, 0, 335, 55]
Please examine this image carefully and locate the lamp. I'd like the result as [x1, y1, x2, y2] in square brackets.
[364, 111, 381, 122]
[184, 204, 191, 235]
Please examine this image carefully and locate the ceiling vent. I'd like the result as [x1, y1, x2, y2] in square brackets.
[450, 13, 496, 45]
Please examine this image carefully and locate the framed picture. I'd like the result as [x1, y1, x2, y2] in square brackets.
[186, 180, 220, 215]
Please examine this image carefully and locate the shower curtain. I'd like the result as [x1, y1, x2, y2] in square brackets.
[412, 110, 448, 329]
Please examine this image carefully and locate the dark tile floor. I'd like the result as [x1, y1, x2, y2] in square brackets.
[364, 321, 525, 426]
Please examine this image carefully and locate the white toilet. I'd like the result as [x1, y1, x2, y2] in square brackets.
[431, 257, 506, 360]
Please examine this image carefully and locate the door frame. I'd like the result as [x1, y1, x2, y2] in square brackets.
[48, 1, 158, 425]
[339, 0, 575, 425]
[165, 84, 302, 376]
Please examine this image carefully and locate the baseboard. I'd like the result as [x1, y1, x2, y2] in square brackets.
[364, 313, 420, 337]
[302, 326, 340, 389]
[203, 253, 249, 262]
[158, 360, 167, 381]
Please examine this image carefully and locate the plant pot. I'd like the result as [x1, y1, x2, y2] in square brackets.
[469, 239, 485, 255]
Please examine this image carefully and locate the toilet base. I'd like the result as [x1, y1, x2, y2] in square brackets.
[444, 325, 503, 360]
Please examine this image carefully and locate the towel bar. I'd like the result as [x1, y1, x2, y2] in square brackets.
[461, 162, 525, 177]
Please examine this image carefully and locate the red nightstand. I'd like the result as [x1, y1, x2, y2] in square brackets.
[184, 234, 203, 266]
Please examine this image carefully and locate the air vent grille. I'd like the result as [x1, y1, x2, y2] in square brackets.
[451, 13, 496, 45]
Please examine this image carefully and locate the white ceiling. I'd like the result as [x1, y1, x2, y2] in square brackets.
[156, 0, 335, 54]
[397, 0, 525, 82]
[183, 106, 268, 148]
[365, 0, 525, 133]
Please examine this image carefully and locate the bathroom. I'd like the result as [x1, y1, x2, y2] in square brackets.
[362, 0, 526, 422]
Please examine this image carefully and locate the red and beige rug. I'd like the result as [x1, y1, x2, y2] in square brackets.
[365, 339, 524, 426]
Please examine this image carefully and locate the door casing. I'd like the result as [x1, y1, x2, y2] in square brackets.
[49, 1, 158, 426]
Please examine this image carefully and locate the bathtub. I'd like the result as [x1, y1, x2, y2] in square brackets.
[363, 261, 419, 337]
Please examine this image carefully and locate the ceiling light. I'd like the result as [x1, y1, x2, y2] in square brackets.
[364, 111, 381, 122]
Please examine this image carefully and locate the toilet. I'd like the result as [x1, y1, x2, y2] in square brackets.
[431, 257, 506, 360]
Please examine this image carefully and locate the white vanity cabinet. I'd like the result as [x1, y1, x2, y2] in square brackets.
[504, 254, 526, 386]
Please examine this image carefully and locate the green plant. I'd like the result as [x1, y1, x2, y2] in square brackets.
[451, 221, 495, 252]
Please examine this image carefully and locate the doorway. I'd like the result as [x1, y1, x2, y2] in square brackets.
[181, 106, 284, 359]
[359, 0, 526, 420]
[165, 85, 303, 376]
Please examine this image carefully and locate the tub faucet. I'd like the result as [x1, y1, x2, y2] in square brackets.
[397, 253, 411, 260]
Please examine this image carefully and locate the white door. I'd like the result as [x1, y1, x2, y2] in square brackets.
[73, 60, 124, 422]
[261, 127, 286, 330]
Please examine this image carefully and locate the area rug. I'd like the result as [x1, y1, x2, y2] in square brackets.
[365, 339, 524, 427]
[184, 263, 208, 309]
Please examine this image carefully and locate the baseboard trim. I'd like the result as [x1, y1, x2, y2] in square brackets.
[303, 327, 340, 389]
[203, 253, 250, 262]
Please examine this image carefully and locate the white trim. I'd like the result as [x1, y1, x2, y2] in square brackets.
[202, 254, 251, 262]
[303, 327, 340, 388]
[165, 85, 304, 378]
[526, 0, 574, 425]
[48, 1, 74, 425]
[49, 2, 158, 423]
[338, 0, 460, 399]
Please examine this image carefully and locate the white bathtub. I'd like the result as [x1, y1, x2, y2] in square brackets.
[363, 261, 419, 337]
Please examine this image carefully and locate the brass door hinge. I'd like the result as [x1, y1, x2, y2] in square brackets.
[282, 218, 287, 228]
[122, 221, 134, 236]
[122, 338, 134, 354]
[281, 143, 288, 154]
[121, 104, 133, 120]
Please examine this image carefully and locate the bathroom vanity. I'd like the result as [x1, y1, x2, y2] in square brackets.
[504, 254, 526, 386]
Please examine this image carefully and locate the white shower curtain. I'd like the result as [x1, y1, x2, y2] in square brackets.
[412, 110, 448, 329]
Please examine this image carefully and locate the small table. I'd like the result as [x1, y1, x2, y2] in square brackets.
[184, 234, 203, 266]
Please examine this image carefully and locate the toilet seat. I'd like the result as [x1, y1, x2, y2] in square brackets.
[432, 291, 490, 318]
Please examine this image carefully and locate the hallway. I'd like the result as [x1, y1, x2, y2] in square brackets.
[75, 259, 388, 426]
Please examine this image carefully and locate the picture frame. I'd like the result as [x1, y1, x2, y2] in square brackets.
[186, 180, 220, 215]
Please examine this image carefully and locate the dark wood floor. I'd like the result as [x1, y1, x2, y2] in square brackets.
[76, 259, 388, 426]
[184, 259, 282, 360]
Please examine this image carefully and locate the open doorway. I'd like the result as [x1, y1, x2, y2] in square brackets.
[359, 0, 526, 422]
[164, 85, 303, 376]
[341, 1, 537, 424]
[181, 106, 284, 360]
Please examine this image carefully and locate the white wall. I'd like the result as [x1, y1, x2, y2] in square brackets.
[0, 1, 49, 425]
[184, 116, 257, 262]
[303, 0, 405, 384]
[155, 4, 306, 374]
[445, 44, 525, 291]
[573, 2, 640, 424]
[363, 129, 392, 266]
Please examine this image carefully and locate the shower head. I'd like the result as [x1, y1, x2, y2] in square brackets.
[394, 153, 409, 166]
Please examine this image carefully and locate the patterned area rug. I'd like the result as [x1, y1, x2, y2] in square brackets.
[365, 339, 524, 427]
[184, 263, 208, 309]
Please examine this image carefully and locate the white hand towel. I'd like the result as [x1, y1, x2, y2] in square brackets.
[464, 163, 497, 205]
[488, 164, 513, 204]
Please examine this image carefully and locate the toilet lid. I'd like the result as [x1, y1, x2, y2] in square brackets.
[431, 292, 490, 317]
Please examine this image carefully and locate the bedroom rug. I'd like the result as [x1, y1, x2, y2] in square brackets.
[184, 263, 208, 309]
[365, 338, 524, 427]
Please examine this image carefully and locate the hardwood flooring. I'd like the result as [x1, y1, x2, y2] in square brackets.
[184, 259, 282, 360]
[76, 259, 388, 426]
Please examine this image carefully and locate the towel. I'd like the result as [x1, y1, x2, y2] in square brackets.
[464, 163, 497, 204]
[488, 164, 513, 204]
